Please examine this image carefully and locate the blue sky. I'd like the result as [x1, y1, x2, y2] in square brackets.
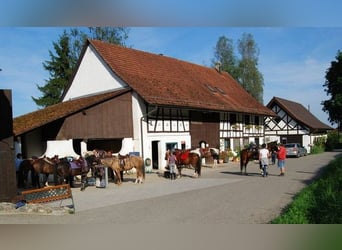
[1, 1, 342, 127]
[1, 27, 341, 127]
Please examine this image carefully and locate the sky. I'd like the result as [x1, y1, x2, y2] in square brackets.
[1, 1, 342, 128]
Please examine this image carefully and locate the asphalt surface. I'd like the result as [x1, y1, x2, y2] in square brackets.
[0, 151, 340, 224]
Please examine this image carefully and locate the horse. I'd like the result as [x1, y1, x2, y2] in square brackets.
[239, 146, 259, 175]
[173, 148, 203, 178]
[57, 154, 99, 191]
[100, 155, 145, 185]
[17, 158, 36, 189]
[30, 156, 66, 188]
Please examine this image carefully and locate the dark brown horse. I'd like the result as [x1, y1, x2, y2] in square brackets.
[100, 155, 145, 185]
[174, 148, 203, 178]
[239, 147, 259, 175]
[57, 155, 99, 191]
[17, 158, 37, 188]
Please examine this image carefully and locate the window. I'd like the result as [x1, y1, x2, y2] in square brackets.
[245, 115, 250, 125]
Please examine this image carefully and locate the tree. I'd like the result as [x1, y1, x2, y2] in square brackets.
[68, 27, 129, 69]
[237, 33, 264, 103]
[322, 50, 342, 127]
[212, 36, 239, 79]
[32, 27, 129, 108]
[32, 31, 73, 107]
[212, 33, 264, 104]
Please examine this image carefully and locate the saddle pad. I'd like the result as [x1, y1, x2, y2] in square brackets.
[69, 161, 80, 169]
[180, 151, 189, 161]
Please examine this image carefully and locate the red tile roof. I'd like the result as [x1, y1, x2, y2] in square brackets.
[88, 39, 275, 116]
[13, 89, 129, 136]
[14, 40, 275, 136]
[267, 97, 332, 131]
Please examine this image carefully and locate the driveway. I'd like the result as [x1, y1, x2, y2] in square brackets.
[0, 151, 340, 224]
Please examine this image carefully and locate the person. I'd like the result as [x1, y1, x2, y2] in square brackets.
[168, 151, 177, 180]
[15, 153, 23, 186]
[259, 143, 270, 177]
[271, 148, 277, 165]
[277, 143, 286, 176]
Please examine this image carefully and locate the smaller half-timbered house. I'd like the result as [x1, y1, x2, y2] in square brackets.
[264, 97, 333, 153]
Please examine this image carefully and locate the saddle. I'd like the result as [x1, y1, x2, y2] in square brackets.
[118, 154, 129, 169]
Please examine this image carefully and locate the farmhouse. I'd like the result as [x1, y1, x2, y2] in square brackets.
[264, 96, 333, 153]
[13, 39, 275, 171]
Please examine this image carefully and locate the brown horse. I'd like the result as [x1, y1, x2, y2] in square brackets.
[30, 156, 66, 188]
[100, 155, 145, 185]
[17, 158, 37, 188]
[174, 148, 202, 178]
[239, 147, 259, 175]
[57, 155, 99, 191]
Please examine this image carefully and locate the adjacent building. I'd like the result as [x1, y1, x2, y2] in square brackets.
[264, 96, 333, 153]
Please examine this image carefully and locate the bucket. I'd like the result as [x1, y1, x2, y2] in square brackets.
[96, 177, 106, 188]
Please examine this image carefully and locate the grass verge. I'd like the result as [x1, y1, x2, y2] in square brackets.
[271, 156, 342, 224]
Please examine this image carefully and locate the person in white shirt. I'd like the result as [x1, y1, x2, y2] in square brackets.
[259, 144, 270, 177]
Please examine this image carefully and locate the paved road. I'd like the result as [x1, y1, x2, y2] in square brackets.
[0, 151, 340, 224]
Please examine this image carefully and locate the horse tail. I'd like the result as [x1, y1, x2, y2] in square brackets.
[142, 159, 146, 180]
[240, 149, 245, 172]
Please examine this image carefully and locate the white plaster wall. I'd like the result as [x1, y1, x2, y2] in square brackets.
[63, 45, 127, 101]
[131, 92, 144, 155]
[145, 133, 191, 170]
[43, 139, 79, 158]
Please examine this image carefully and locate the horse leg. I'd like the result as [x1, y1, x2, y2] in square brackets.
[44, 174, 50, 187]
[240, 161, 248, 175]
[177, 165, 182, 178]
[80, 174, 88, 191]
[114, 169, 122, 185]
[135, 168, 144, 184]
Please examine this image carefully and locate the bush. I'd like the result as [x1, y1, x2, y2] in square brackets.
[310, 144, 325, 154]
[325, 130, 341, 151]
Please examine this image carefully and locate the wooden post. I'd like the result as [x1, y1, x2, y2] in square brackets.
[0, 89, 16, 202]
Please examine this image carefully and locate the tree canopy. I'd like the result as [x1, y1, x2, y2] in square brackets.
[32, 31, 72, 107]
[322, 50, 342, 127]
[32, 27, 129, 108]
[212, 33, 264, 103]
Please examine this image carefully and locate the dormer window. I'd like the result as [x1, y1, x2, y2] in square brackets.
[206, 84, 217, 93]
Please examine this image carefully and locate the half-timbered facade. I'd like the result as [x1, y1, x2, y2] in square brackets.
[264, 97, 332, 153]
[13, 39, 275, 170]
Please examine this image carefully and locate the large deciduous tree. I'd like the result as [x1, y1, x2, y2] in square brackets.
[322, 50, 342, 127]
[212, 36, 239, 80]
[212, 33, 264, 104]
[237, 33, 264, 104]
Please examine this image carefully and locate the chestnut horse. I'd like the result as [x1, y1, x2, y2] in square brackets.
[29, 156, 67, 188]
[100, 155, 145, 185]
[27, 155, 98, 190]
[173, 148, 203, 178]
[239, 147, 259, 175]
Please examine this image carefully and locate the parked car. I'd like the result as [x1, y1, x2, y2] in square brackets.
[284, 143, 307, 157]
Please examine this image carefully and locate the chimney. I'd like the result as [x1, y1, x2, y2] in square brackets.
[215, 62, 222, 73]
